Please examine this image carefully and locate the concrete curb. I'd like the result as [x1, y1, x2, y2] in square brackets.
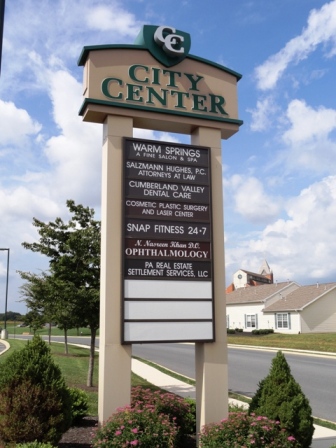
[0, 340, 10, 354]
[132, 358, 336, 448]
[2, 339, 336, 447]
[228, 344, 336, 358]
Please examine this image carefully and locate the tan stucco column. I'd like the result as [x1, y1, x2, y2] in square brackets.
[98, 115, 133, 423]
[191, 127, 228, 435]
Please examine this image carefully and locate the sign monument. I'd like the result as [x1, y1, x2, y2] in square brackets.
[79, 25, 242, 434]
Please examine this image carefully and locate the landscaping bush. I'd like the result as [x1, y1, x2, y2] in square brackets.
[199, 412, 300, 447]
[92, 405, 177, 448]
[15, 442, 54, 448]
[227, 328, 236, 334]
[68, 387, 89, 424]
[0, 336, 72, 445]
[131, 386, 195, 444]
[184, 397, 197, 434]
[252, 329, 274, 335]
[249, 350, 314, 448]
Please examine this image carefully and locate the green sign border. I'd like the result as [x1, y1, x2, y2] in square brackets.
[77, 44, 242, 80]
[78, 45, 243, 126]
[78, 97, 243, 126]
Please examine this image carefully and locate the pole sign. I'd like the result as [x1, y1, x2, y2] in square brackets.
[78, 26, 243, 140]
[123, 137, 214, 343]
[80, 22, 242, 426]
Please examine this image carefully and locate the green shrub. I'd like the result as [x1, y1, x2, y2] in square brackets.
[131, 386, 195, 445]
[227, 328, 236, 334]
[68, 387, 89, 424]
[248, 350, 314, 448]
[92, 405, 177, 448]
[0, 336, 72, 445]
[199, 412, 300, 447]
[184, 397, 196, 434]
[252, 329, 274, 335]
[15, 441, 54, 448]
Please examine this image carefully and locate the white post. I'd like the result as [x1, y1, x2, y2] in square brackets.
[191, 127, 228, 436]
[98, 115, 133, 423]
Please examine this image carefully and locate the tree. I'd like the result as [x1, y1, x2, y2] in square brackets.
[249, 350, 314, 448]
[0, 311, 22, 321]
[19, 271, 79, 352]
[20, 271, 54, 344]
[22, 200, 100, 387]
[0, 336, 72, 444]
[23, 309, 45, 334]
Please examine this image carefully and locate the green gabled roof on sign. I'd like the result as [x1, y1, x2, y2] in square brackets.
[78, 97, 244, 127]
[77, 44, 242, 81]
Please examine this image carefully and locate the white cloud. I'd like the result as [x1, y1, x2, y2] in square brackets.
[0, 187, 60, 222]
[43, 70, 102, 204]
[86, 5, 141, 36]
[133, 129, 181, 143]
[0, 0, 143, 99]
[0, 100, 41, 146]
[283, 99, 336, 144]
[279, 99, 336, 173]
[226, 176, 336, 283]
[255, 0, 336, 90]
[248, 96, 278, 132]
[226, 175, 281, 224]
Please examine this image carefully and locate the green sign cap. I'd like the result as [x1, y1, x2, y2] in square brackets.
[135, 25, 191, 67]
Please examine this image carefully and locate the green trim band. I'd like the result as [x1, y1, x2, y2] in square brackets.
[77, 45, 242, 81]
[78, 98, 244, 126]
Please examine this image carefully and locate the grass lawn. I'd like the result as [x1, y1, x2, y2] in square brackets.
[1, 332, 335, 417]
[0, 339, 157, 416]
[227, 332, 336, 352]
[0, 321, 94, 337]
[3, 320, 335, 353]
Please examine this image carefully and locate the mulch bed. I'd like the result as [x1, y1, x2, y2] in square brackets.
[58, 416, 197, 448]
[58, 417, 98, 448]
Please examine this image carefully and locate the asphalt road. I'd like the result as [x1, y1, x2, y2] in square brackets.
[10, 336, 336, 422]
[132, 343, 336, 422]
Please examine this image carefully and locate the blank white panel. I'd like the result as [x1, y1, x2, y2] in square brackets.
[124, 279, 212, 299]
[125, 301, 213, 319]
[124, 321, 213, 342]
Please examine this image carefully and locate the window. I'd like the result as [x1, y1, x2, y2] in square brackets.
[277, 313, 288, 328]
[246, 314, 256, 328]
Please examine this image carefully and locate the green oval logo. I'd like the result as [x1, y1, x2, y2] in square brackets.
[135, 25, 191, 67]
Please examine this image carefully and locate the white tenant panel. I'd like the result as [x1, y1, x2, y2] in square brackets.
[125, 300, 213, 320]
[125, 279, 212, 298]
[124, 321, 213, 342]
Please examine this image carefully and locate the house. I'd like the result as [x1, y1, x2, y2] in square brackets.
[226, 280, 336, 334]
[226, 260, 274, 293]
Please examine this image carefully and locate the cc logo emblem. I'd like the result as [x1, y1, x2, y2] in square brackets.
[154, 26, 184, 57]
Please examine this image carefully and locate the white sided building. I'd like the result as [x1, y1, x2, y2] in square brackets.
[226, 280, 336, 334]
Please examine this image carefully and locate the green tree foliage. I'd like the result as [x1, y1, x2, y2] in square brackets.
[249, 350, 314, 448]
[19, 271, 78, 351]
[23, 309, 45, 334]
[21, 200, 100, 386]
[0, 336, 72, 444]
[16, 443, 54, 448]
[0, 311, 22, 321]
[20, 272, 54, 341]
[68, 387, 89, 424]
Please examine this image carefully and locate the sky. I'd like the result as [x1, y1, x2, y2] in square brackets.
[1, 0, 336, 314]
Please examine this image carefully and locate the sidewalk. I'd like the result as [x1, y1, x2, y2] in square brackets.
[132, 358, 336, 448]
[1, 340, 335, 447]
[0, 340, 9, 354]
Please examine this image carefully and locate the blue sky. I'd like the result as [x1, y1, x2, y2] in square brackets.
[1, 0, 336, 314]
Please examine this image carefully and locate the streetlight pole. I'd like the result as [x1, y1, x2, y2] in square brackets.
[0, 248, 9, 338]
